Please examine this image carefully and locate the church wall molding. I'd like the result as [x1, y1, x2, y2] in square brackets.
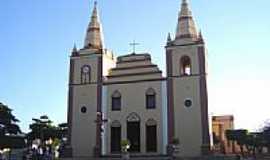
[116, 58, 151, 64]
[110, 64, 158, 71]
[103, 78, 166, 85]
[106, 71, 162, 78]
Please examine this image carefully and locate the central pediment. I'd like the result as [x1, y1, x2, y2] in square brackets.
[105, 53, 163, 83]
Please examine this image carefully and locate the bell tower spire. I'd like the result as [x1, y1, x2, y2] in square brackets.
[175, 0, 198, 42]
[84, 1, 104, 49]
[165, 0, 210, 156]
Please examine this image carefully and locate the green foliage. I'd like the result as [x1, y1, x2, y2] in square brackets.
[52, 138, 61, 150]
[235, 129, 248, 146]
[0, 136, 26, 149]
[121, 139, 130, 147]
[0, 102, 24, 149]
[57, 123, 68, 139]
[225, 129, 248, 155]
[226, 128, 270, 155]
[225, 129, 236, 142]
[0, 102, 21, 135]
[262, 122, 270, 153]
[212, 132, 220, 145]
[171, 137, 180, 145]
[27, 115, 68, 146]
[121, 139, 130, 152]
[28, 115, 56, 142]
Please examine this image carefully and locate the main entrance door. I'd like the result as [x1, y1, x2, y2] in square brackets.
[127, 122, 140, 152]
[126, 112, 141, 152]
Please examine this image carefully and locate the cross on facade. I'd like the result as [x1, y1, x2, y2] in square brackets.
[129, 40, 140, 54]
[94, 111, 108, 157]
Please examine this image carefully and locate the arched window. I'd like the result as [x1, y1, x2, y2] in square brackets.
[146, 88, 156, 109]
[81, 65, 91, 84]
[180, 56, 191, 76]
[112, 90, 121, 111]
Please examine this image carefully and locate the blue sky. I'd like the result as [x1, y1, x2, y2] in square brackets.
[0, 0, 270, 132]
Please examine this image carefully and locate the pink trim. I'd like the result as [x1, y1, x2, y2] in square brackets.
[166, 49, 175, 144]
[197, 46, 210, 154]
[67, 59, 75, 155]
[96, 53, 103, 157]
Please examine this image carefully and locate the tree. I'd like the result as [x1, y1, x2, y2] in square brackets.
[213, 132, 220, 145]
[57, 123, 68, 140]
[245, 132, 264, 156]
[28, 115, 68, 147]
[0, 102, 25, 149]
[262, 122, 270, 153]
[0, 102, 21, 135]
[226, 129, 237, 153]
[234, 129, 248, 155]
[28, 115, 57, 144]
[226, 129, 248, 155]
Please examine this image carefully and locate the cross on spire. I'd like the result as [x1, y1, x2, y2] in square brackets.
[129, 40, 140, 54]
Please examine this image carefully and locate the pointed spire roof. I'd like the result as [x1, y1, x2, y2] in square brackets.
[84, 1, 104, 49]
[175, 0, 198, 41]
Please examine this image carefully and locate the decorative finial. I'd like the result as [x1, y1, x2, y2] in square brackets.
[92, 1, 98, 17]
[198, 30, 204, 43]
[73, 44, 77, 52]
[180, 0, 191, 17]
[182, 0, 188, 4]
[167, 33, 172, 42]
[72, 44, 78, 56]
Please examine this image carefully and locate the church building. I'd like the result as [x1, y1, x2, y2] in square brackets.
[67, 0, 210, 158]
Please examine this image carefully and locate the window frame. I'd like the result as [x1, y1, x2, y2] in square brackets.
[112, 91, 121, 111]
[146, 88, 156, 109]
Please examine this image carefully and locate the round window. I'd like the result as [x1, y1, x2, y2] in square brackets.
[81, 106, 87, 113]
[184, 99, 192, 108]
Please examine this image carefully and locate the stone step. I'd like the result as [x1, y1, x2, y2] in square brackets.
[95, 155, 171, 160]
[97, 158, 170, 160]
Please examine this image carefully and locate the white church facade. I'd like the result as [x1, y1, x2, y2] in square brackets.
[66, 0, 210, 158]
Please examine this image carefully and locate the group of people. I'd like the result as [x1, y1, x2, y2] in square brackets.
[0, 153, 7, 160]
[23, 146, 53, 160]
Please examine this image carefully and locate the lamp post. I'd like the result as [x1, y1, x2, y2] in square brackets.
[94, 112, 108, 157]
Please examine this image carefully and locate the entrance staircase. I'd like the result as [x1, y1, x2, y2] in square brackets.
[98, 156, 170, 160]
[98, 154, 170, 160]
[95, 155, 238, 160]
